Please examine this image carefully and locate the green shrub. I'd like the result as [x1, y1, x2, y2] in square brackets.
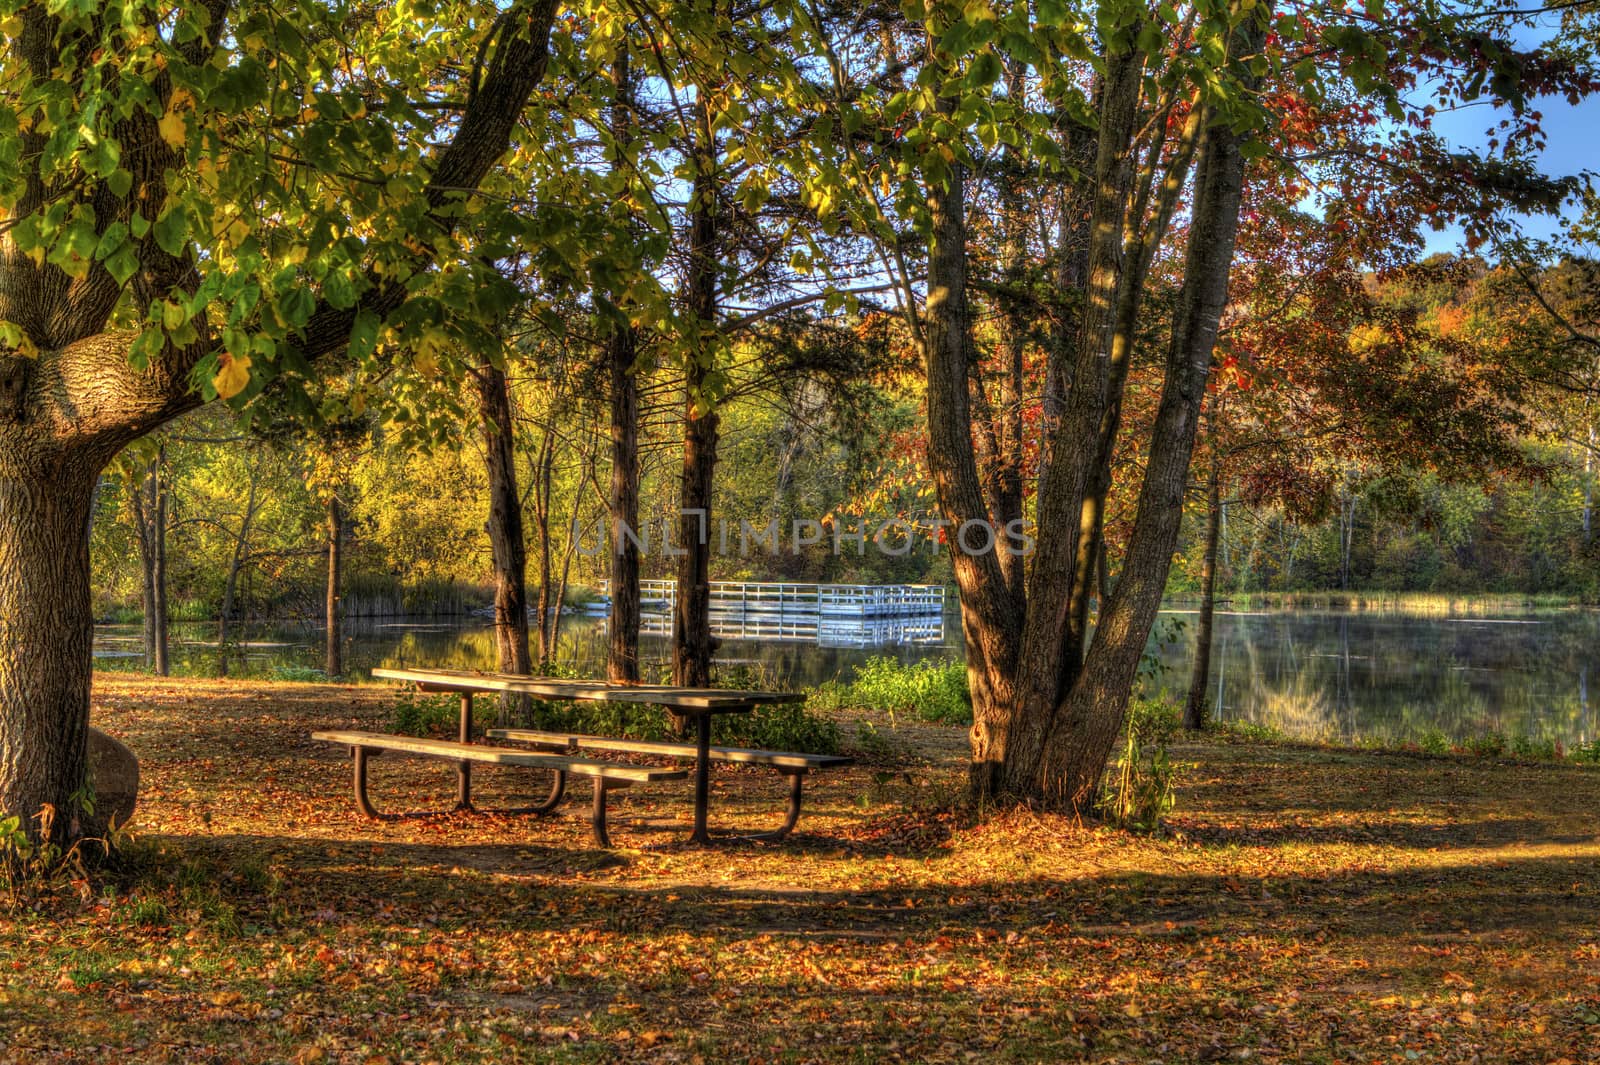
[1510, 734, 1558, 761]
[1215, 719, 1285, 744]
[389, 692, 494, 738]
[726, 701, 841, 754]
[1100, 698, 1182, 833]
[826, 656, 972, 725]
[2, 801, 124, 910]
[1418, 729, 1451, 755]
[515, 688, 841, 755]
[1464, 731, 1507, 758]
[1571, 739, 1600, 765]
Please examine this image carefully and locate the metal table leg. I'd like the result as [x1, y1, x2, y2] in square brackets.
[456, 691, 473, 811]
[690, 712, 712, 845]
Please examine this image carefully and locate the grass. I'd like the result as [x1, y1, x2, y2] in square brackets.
[1212, 717, 1600, 767]
[1206, 589, 1590, 614]
[811, 656, 972, 724]
[3, 673, 1599, 1062]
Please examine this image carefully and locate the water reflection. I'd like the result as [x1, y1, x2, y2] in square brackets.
[93, 605, 1600, 749]
[91, 613, 959, 692]
[1155, 610, 1600, 748]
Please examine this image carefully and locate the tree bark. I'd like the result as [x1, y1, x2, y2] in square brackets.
[1033, 45, 1265, 807]
[325, 495, 344, 678]
[606, 47, 642, 685]
[215, 467, 260, 678]
[674, 386, 719, 690]
[530, 425, 556, 667]
[919, 86, 1023, 799]
[1002, 39, 1145, 789]
[0, 454, 100, 841]
[132, 447, 169, 676]
[476, 361, 533, 716]
[608, 324, 642, 683]
[1185, 456, 1223, 730]
[673, 87, 722, 692]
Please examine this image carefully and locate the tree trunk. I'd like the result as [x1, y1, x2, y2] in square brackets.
[152, 456, 168, 676]
[325, 495, 344, 678]
[918, 87, 1022, 799]
[606, 47, 643, 685]
[608, 324, 642, 683]
[530, 426, 556, 667]
[476, 361, 533, 718]
[673, 87, 721, 693]
[132, 448, 169, 676]
[0, 455, 100, 842]
[674, 392, 719, 689]
[216, 469, 260, 679]
[1339, 492, 1357, 590]
[1031, 46, 1264, 807]
[1184, 457, 1223, 730]
[1001, 40, 1146, 788]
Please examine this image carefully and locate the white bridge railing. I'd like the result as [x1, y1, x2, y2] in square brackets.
[597, 580, 947, 647]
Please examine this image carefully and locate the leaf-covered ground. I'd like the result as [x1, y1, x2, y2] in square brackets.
[3, 675, 1599, 1063]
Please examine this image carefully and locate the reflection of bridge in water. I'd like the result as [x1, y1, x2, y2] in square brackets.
[598, 580, 947, 648]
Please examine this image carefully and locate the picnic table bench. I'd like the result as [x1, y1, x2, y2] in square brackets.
[485, 729, 851, 841]
[310, 668, 848, 847]
[309, 730, 687, 847]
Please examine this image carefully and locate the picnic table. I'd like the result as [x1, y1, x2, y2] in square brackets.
[315, 667, 846, 846]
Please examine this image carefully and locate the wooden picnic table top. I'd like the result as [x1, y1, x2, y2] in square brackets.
[370, 667, 806, 712]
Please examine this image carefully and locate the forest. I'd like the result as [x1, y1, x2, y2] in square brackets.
[4, 0, 1600, 1059]
[0, 0, 1595, 827]
[90, 255, 1600, 635]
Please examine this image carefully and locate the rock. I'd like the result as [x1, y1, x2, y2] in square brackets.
[88, 727, 139, 833]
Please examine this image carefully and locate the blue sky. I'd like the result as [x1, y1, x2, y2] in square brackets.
[1412, 15, 1598, 256]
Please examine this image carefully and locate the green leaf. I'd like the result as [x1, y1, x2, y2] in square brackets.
[965, 51, 1003, 91]
[105, 244, 140, 286]
[153, 205, 190, 257]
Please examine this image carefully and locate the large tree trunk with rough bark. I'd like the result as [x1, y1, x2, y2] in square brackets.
[0, 454, 101, 841]
[917, 10, 1267, 811]
[1029, 83, 1260, 808]
[476, 361, 533, 711]
[920, 94, 1023, 798]
[1185, 456, 1223, 730]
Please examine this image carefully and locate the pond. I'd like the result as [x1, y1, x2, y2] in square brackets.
[93, 604, 1600, 749]
[1149, 608, 1600, 750]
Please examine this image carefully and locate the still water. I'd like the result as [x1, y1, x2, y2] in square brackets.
[93, 606, 1600, 748]
[1149, 609, 1600, 748]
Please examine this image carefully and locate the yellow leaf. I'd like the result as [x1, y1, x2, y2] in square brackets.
[158, 109, 187, 148]
[213, 353, 252, 399]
